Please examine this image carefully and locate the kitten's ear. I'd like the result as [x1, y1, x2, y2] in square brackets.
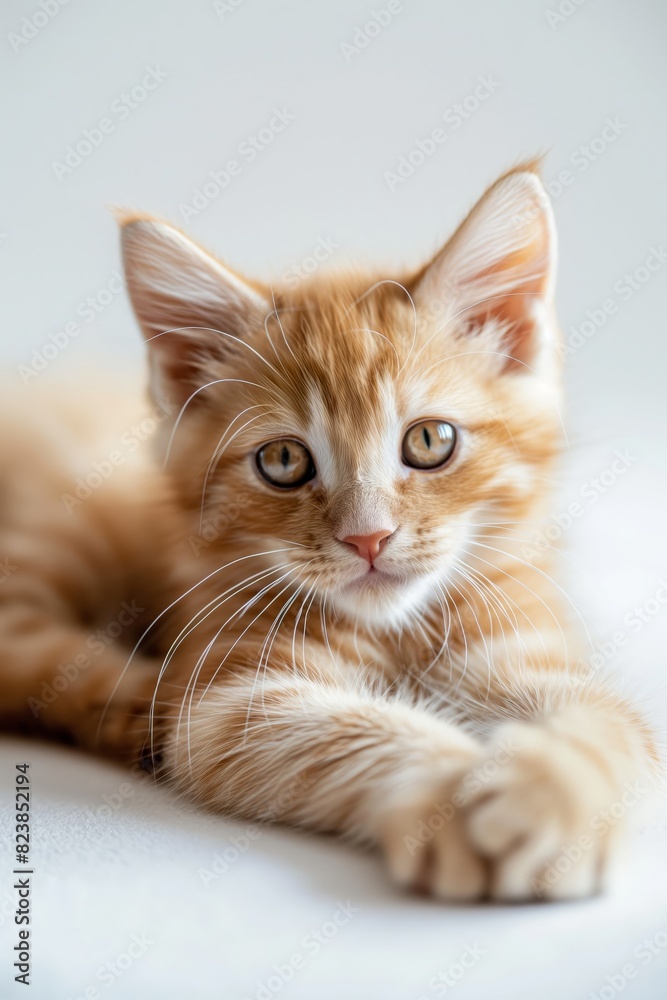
[412, 164, 557, 372]
[120, 216, 269, 408]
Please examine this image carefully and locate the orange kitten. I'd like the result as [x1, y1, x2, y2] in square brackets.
[0, 163, 658, 901]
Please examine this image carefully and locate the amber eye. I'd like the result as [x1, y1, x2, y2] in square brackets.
[402, 420, 457, 470]
[256, 439, 316, 488]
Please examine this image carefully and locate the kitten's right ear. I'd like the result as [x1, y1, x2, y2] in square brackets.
[411, 163, 556, 374]
[119, 216, 269, 408]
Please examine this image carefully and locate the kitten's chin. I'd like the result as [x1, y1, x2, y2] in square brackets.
[330, 570, 437, 628]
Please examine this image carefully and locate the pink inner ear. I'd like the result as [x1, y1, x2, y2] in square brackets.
[467, 241, 551, 370]
[120, 217, 270, 409]
[411, 169, 556, 374]
[146, 328, 215, 408]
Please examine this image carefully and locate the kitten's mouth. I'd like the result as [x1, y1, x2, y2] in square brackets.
[331, 562, 438, 623]
[343, 566, 405, 592]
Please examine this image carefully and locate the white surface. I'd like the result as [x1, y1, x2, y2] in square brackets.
[0, 737, 666, 1000]
[1, 0, 667, 997]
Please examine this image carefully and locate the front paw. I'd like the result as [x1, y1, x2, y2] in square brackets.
[379, 721, 648, 902]
[463, 721, 645, 900]
[379, 762, 488, 902]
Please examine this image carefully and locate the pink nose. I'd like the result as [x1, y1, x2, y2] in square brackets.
[341, 529, 393, 565]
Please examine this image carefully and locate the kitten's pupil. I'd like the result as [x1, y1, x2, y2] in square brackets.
[401, 420, 456, 469]
[256, 439, 316, 489]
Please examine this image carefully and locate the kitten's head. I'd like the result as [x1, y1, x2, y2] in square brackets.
[121, 163, 561, 627]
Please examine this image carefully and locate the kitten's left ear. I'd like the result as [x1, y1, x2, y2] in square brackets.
[120, 216, 269, 408]
[412, 163, 557, 372]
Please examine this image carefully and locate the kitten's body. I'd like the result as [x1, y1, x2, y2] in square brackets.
[0, 165, 658, 900]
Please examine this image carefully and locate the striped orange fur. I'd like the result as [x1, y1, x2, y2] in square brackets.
[0, 163, 658, 900]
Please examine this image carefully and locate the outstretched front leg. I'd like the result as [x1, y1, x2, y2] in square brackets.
[164, 642, 495, 900]
[159, 608, 658, 903]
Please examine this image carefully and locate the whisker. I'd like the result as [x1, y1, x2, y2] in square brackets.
[163, 377, 268, 467]
[464, 539, 592, 660]
[169, 563, 293, 752]
[180, 567, 302, 772]
[97, 546, 301, 743]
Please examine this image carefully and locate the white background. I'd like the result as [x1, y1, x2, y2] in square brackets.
[1, 1, 667, 997]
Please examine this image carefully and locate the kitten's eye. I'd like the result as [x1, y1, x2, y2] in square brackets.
[402, 420, 457, 470]
[256, 439, 316, 488]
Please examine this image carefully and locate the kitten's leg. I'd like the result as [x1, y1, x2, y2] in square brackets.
[166, 657, 490, 900]
[0, 600, 157, 759]
[454, 667, 659, 900]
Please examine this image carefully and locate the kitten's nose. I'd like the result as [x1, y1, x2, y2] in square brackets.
[341, 529, 393, 565]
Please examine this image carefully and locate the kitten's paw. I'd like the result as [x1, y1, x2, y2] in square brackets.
[378, 761, 488, 902]
[463, 721, 632, 901]
[378, 721, 644, 903]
